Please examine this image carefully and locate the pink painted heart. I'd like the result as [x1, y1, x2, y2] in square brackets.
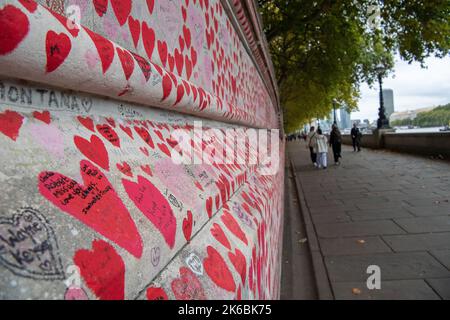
[39, 160, 143, 258]
[122, 175, 177, 249]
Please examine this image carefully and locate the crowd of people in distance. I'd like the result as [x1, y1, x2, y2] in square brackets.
[288, 124, 363, 170]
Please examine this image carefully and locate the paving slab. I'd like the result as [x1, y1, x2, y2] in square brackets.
[332, 280, 441, 300]
[430, 250, 450, 270]
[383, 233, 450, 252]
[426, 278, 450, 300]
[316, 220, 405, 238]
[394, 216, 450, 233]
[319, 236, 392, 256]
[346, 208, 414, 221]
[325, 252, 450, 282]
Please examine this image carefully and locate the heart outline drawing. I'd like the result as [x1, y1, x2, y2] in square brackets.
[0, 207, 65, 281]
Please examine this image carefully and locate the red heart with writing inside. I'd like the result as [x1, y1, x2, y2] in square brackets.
[93, 0, 108, 16]
[128, 16, 140, 48]
[77, 116, 95, 132]
[116, 47, 135, 81]
[84, 27, 114, 74]
[74, 135, 109, 171]
[46, 31, 72, 73]
[19, 0, 37, 13]
[135, 126, 154, 148]
[203, 246, 236, 292]
[0, 110, 24, 141]
[228, 248, 247, 285]
[110, 0, 131, 26]
[122, 175, 177, 249]
[221, 211, 248, 245]
[117, 161, 133, 177]
[146, 287, 168, 300]
[96, 124, 121, 148]
[39, 160, 143, 258]
[171, 267, 206, 300]
[0, 5, 29, 55]
[74, 239, 125, 300]
[182, 210, 193, 242]
[211, 223, 231, 250]
[33, 110, 51, 124]
[142, 22, 155, 60]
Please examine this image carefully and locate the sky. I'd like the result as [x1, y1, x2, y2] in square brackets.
[351, 55, 450, 122]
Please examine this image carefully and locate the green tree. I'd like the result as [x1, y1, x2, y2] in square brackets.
[258, 0, 450, 132]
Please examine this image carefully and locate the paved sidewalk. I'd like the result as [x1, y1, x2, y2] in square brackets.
[287, 141, 450, 300]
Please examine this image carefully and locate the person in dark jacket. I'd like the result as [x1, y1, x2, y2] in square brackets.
[329, 124, 342, 165]
[306, 126, 317, 167]
[351, 124, 362, 152]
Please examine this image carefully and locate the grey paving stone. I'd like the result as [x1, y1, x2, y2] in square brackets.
[394, 216, 450, 233]
[383, 233, 450, 252]
[316, 220, 405, 238]
[430, 250, 450, 270]
[320, 236, 392, 256]
[426, 278, 450, 300]
[356, 201, 408, 210]
[406, 206, 450, 217]
[347, 208, 414, 221]
[325, 252, 450, 282]
[312, 213, 352, 224]
[332, 280, 441, 300]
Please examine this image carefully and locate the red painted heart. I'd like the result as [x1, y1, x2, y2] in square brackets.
[116, 47, 135, 81]
[128, 16, 141, 48]
[39, 160, 143, 258]
[206, 197, 213, 218]
[120, 125, 133, 139]
[210, 223, 231, 250]
[142, 22, 155, 60]
[140, 164, 152, 176]
[77, 116, 95, 132]
[74, 239, 125, 300]
[93, 0, 108, 17]
[33, 110, 51, 124]
[84, 27, 115, 74]
[0, 5, 30, 55]
[116, 161, 133, 177]
[146, 0, 155, 15]
[134, 126, 154, 148]
[182, 210, 193, 242]
[0, 110, 24, 141]
[146, 287, 168, 300]
[96, 124, 121, 148]
[157, 143, 172, 158]
[74, 135, 110, 171]
[203, 246, 236, 292]
[171, 267, 206, 300]
[161, 74, 172, 101]
[221, 211, 247, 245]
[110, 0, 131, 26]
[157, 40, 168, 67]
[19, 0, 37, 13]
[122, 175, 177, 248]
[46, 31, 72, 73]
[228, 248, 247, 285]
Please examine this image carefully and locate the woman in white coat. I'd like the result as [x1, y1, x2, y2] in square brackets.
[314, 128, 328, 169]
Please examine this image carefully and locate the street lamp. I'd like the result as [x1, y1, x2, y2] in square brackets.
[332, 99, 338, 126]
[375, 63, 390, 129]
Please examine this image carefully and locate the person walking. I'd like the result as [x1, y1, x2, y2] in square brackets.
[306, 127, 318, 167]
[314, 128, 328, 169]
[330, 124, 342, 165]
[351, 123, 362, 152]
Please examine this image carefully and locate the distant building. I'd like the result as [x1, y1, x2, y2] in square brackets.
[339, 108, 351, 129]
[383, 89, 395, 118]
[390, 107, 436, 122]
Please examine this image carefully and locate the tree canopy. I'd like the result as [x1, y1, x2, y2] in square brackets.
[258, 0, 450, 132]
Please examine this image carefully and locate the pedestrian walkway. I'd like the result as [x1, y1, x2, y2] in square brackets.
[286, 141, 450, 300]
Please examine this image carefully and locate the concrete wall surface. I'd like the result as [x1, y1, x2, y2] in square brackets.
[0, 0, 284, 300]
